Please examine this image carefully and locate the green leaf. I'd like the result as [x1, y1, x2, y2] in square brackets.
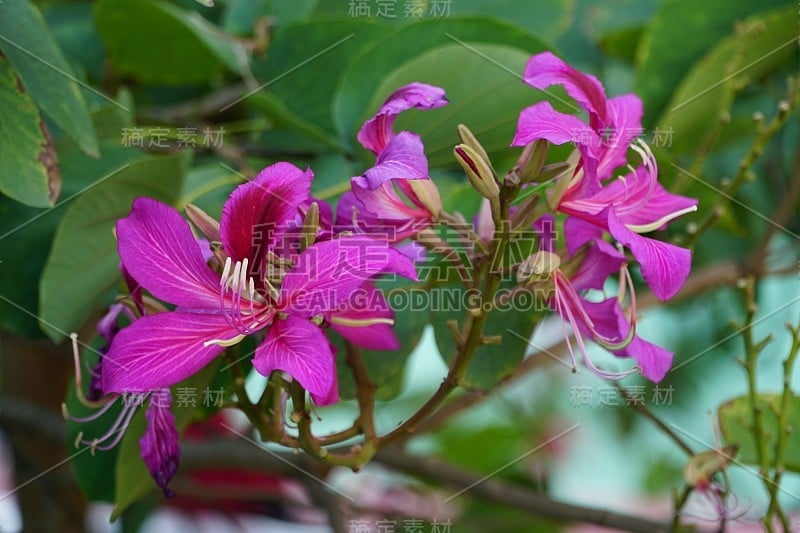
[334, 17, 550, 146]
[635, 0, 789, 124]
[223, 0, 318, 32]
[111, 361, 221, 519]
[0, 0, 98, 156]
[38, 153, 188, 342]
[250, 19, 388, 140]
[656, 6, 799, 154]
[364, 42, 551, 169]
[94, 0, 247, 85]
[445, 0, 573, 43]
[432, 283, 539, 389]
[0, 141, 142, 337]
[718, 393, 800, 472]
[0, 56, 59, 208]
[599, 25, 645, 64]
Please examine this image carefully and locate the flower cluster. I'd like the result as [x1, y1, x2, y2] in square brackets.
[69, 52, 696, 497]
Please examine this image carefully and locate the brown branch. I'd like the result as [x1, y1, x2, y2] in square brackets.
[374, 448, 670, 533]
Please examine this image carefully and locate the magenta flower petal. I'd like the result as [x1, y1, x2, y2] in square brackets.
[619, 335, 674, 383]
[254, 316, 337, 406]
[353, 132, 429, 190]
[117, 198, 220, 310]
[606, 210, 691, 301]
[523, 51, 607, 129]
[329, 282, 399, 350]
[569, 240, 626, 292]
[357, 82, 448, 154]
[582, 298, 673, 382]
[280, 236, 414, 315]
[139, 390, 180, 498]
[615, 182, 698, 230]
[512, 101, 599, 148]
[220, 162, 312, 265]
[564, 216, 605, 255]
[597, 95, 643, 179]
[103, 312, 238, 394]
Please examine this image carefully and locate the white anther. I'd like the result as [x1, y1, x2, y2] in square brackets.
[230, 260, 242, 292]
[220, 257, 232, 288]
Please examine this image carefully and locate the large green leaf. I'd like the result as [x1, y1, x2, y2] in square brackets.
[223, 0, 318, 32]
[0, 56, 59, 208]
[111, 361, 221, 519]
[657, 6, 799, 154]
[38, 154, 188, 342]
[0, 143, 141, 337]
[718, 393, 800, 472]
[635, 0, 788, 124]
[94, 0, 247, 85]
[445, 0, 573, 43]
[0, 0, 98, 156]
[334, 17, 550, 147]
[364, 43, 551, 169]
[432, 283, 539, 389]
[250, 19, 388, 140]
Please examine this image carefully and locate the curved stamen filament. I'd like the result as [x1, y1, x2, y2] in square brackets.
[69, 333, 117, 409]
[553, 272, 639, 379]
[329, 316, 395, 328]
[218, 257, 269, 336]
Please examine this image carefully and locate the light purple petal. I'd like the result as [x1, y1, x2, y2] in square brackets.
[220, 162, 312, 265]
[254, 316, 338, 406]
[474, 198, 495, 243]
[280, 236, 415, 315]
[606, 210, 691, 301]
[353, 132, 429, 190]
[523, 51, 607, 129]
[140, 389, 180, 498]
[103, 312, 237, 394]
[357, 83, 448, 154]
[117, 198, 221, 310]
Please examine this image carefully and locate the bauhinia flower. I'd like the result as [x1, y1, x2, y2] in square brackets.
[520, 215, 673, 382]
[139, 389, 180, 498]
[512, 52, 698, 300]
[337, 82, 448, 242]
[102, 162, 416, 405]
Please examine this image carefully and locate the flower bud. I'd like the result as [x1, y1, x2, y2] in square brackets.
[517, 139, 549, 184]
[457, 124, 492, 175]
[517, 251, 561, 284]
[185, 203, 221, 242]
[407, 179, 442, 219]
[299, 201, 320, 252]
[684, 446, 738, 487]
[454, 143, 499, 200]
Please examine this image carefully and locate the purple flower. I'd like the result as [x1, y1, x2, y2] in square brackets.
[139, 389, 180, 498]
[338, 83, 448, 242]
[103, 162, 416, 405]
[527, 215, 673, 382]
[512, 52, 697, 300]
